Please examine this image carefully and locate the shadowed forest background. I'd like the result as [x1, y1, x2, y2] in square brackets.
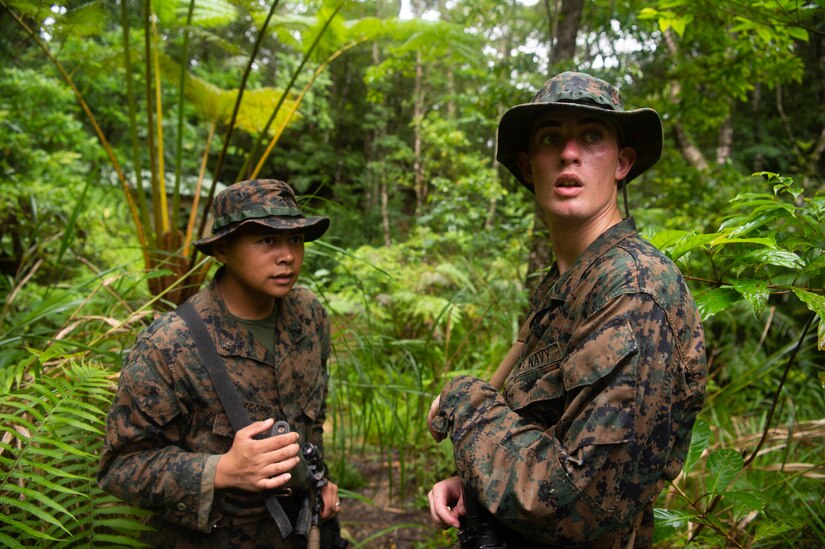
[0, 0, 824, 547]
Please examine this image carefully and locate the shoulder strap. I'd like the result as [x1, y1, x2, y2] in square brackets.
[176, 301, 251, 432]
[175, 301, 293, 539]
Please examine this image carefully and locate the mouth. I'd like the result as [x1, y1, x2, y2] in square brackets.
[555, 175, 583, 188]
[270, 273, 295, 282]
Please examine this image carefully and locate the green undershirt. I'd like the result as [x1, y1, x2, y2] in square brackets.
[228, 306, 278, 356]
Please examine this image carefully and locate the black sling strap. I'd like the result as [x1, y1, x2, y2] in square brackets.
[176, 301, 293, 539]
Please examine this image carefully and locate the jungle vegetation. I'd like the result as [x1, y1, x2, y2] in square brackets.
[0, 0, 823, 547]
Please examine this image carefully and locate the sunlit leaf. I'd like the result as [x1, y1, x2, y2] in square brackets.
[791, 289, 825, 350]
[695, 287, 742, 320]
[653, 508, 696, 543]
[683, 419, 711, 475]
[741, 249, 804, 269]
[786, 26, 809, 42]
[731, 279, 770, 317]
[725, 491, 767, 520]
[719, 211, 783, 237]
[706, 449, 744, 495]
[671, 233, 718, 261]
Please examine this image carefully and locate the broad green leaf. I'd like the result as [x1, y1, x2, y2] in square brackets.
[719, 211, 782, 237]
[671, 233, 719, 261]
[670, 15, 693, 36]
[786, 26, 809, 41]
[804, 252, 825, 274]
[753, 519, 796, 542]
[791, 289, 825, 350]
[710, 236, 777, 249]
[648, 229, 690, 251]
[792, 288, 825, 317]
[153, 0, 179, 24]
[741, 249, 804, 269]
[653, 508, 696, 543]
[725, 491, 767, 520]
[706, 449, 744, 495]
[683, 419, 711, 474]
[731, 279, 770, 317]
[695, 287, 742, 320]
[820, 322, 825, 354]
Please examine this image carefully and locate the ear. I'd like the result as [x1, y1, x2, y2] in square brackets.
[212, 240, 228, 264]
[517, 152, 534, 184]
[615, 146, 637, 182]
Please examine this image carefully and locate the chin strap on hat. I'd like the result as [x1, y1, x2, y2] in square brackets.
[621, 179, 631, 219]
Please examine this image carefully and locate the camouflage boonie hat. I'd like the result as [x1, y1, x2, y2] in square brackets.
[193, 179, 329, 256]
[497, 71, 663, 192]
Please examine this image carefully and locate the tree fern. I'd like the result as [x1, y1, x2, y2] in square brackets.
[0, 361, 150, 547]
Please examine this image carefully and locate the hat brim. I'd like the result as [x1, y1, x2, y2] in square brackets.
[496, 102, 662, 192]
[193, 215, 330, 256]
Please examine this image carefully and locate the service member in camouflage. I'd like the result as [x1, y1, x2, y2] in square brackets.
[98, 179, 340, 548]
[426, 72, 707, 547]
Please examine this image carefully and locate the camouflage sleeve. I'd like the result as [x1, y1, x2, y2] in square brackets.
[97, 334, 221, 533]
[433, 293, 684, 544]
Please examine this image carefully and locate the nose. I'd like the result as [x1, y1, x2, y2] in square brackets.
[275, 242, 294, 264]
[559, 137, 581, 164]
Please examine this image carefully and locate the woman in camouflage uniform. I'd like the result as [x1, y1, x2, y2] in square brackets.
[99, 179, 340, 548]
[427, 72, 707, 548]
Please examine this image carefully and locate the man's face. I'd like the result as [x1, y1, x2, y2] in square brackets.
[214, 224, 305, 300]
[517, 109, 636, 228]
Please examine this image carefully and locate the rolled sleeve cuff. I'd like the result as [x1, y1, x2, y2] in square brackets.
[196, 454, 222, 532]
[434, 375, 496, 439]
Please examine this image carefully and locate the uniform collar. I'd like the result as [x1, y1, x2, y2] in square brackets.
[533, 217, 638, 309]
[200, 273, 307, 363]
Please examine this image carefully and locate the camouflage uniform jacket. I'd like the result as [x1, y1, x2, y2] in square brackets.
[431, 218, 707, 548]
[98, 277, 330, 542]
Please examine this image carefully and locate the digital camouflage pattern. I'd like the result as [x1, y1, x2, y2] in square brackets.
[496, 72, 663, 191]
[431, 218, 707, 548]
[98, 276, 330, 548]
[531, 70, 624, 110]
[193, 179, 329, 256]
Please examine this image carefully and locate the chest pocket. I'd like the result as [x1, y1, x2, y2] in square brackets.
[276, 340, 327, 423]
[504, 341, 564, 413]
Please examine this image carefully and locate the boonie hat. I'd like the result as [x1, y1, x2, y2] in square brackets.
[193, 179, 329, 256]
[497, 71, 663, 192]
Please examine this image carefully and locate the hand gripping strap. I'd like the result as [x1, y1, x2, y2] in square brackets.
[176, 301, 293, 539]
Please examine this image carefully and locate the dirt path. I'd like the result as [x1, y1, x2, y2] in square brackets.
[335, 454, 453, 548]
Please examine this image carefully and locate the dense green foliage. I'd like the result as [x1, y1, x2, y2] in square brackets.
[1, 0, 823, 547]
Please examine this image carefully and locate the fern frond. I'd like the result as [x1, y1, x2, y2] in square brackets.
[0, 361, 149, 546]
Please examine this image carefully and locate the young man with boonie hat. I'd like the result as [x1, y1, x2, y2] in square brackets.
[99, 179, 345, 548]
[427, 73, 707, 547]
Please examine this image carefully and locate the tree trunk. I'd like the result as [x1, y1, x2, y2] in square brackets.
[716, 113, 733, 165]
[549, 0, 583, 65]
[673, 123, 710, 171]
[381, 176, 392, 247]
[752, 82, 764, 172]
[805, 126, 825, 189]
[663, 29, 710, 171]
